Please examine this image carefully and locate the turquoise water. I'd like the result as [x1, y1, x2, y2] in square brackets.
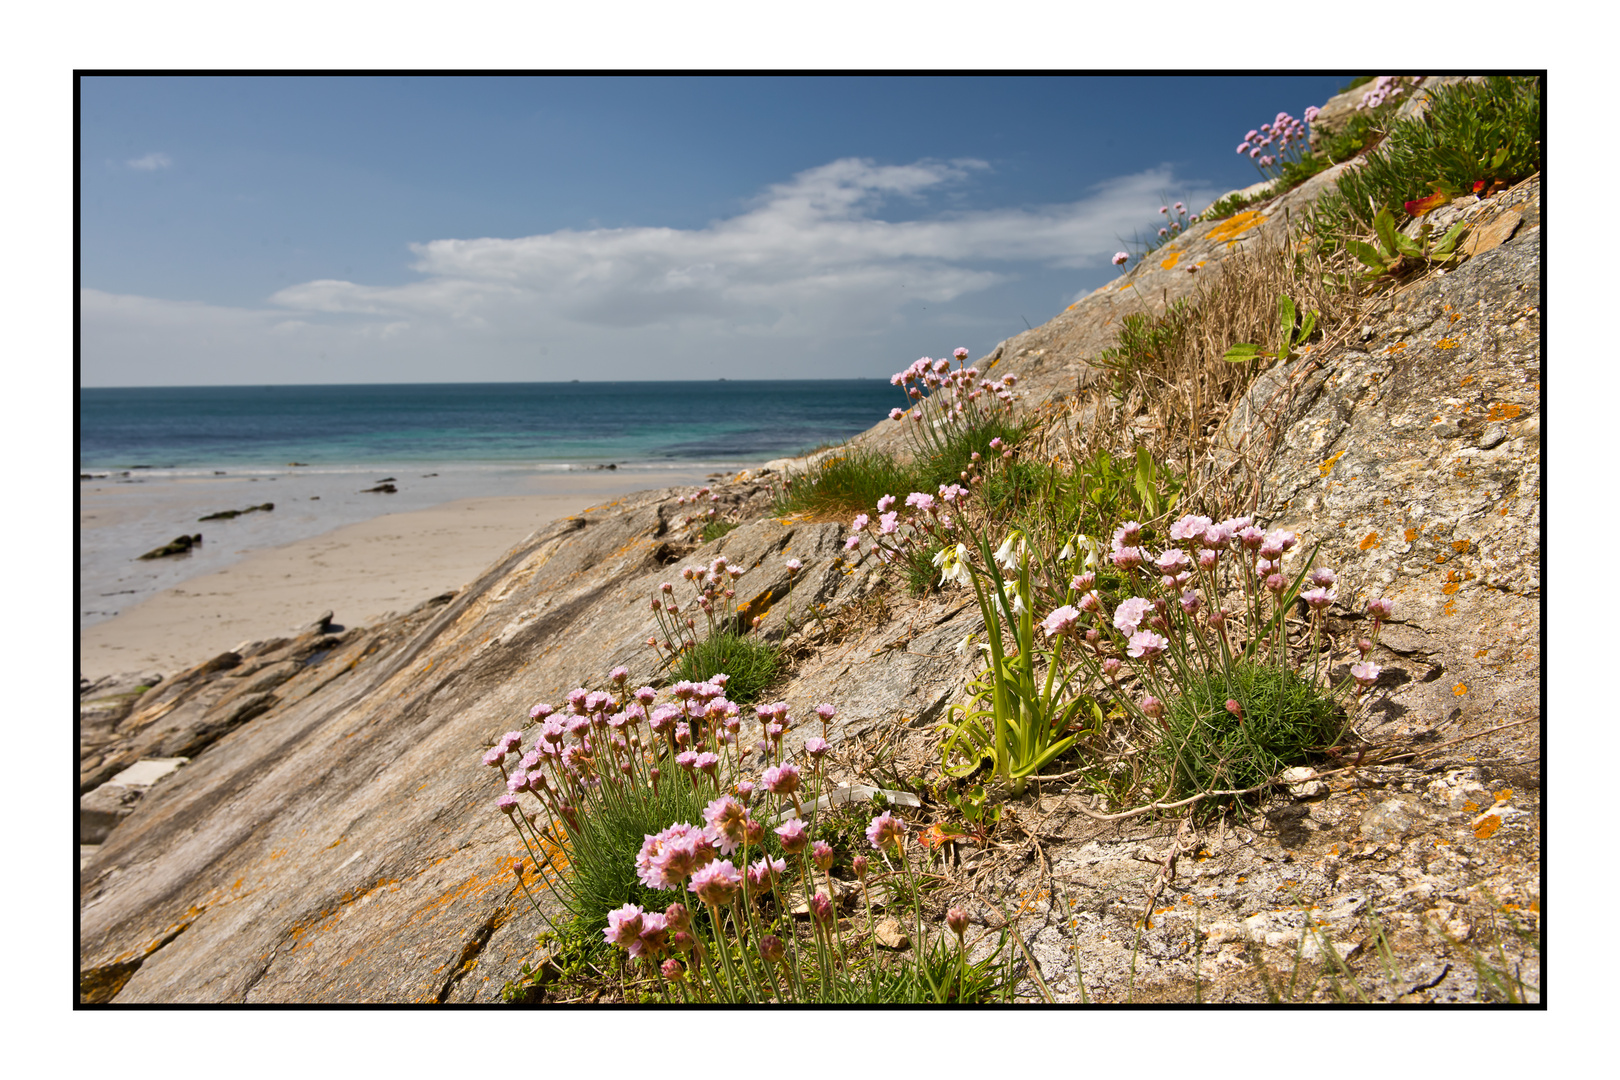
[79, 381, 900, 633]
[79, 380, 899, 472]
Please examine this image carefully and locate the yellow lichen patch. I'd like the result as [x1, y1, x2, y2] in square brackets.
[1462, 801, 1480, 813]
[1206, 209, 1268, 245]
[1495, 789, 1513, 803]
[1359, 530, 1380, 551]
[1474, 816, 1502, 840]
[1453, 683, 1468, 696]
[1160, 250, 1182, 270]
[1387, 341, 1407, 354]
[1318, 450, 1346, 477]
[1486, 402, 1523, 421]
[1404, 527, 1420, 543]
[1435, 338, 1460, 350]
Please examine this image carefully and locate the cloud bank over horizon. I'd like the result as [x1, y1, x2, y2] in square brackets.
[81, 157, 1217, 386]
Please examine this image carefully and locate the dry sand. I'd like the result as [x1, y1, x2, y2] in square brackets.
[79, 491, 621, 681]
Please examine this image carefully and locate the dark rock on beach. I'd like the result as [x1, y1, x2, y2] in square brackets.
[137, 534, 203, 560]
[198, 503, 274, 522]
[362, 483, 397, 493]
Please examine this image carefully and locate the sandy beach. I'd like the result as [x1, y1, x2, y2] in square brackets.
[78, 468, 722, 682]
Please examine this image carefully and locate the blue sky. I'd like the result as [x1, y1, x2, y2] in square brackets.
[80, 74, 1354, 386]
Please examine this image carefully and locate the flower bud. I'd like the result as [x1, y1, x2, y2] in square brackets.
[946, 906, 969, 939]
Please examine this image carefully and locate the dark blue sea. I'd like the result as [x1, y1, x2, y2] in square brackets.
[79, 380, 900, 472]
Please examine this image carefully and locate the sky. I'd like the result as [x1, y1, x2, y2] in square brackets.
[78, 74, 1357, 386]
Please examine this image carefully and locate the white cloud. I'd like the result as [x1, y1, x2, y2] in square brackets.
[126, 151, 173, 171]
[81, 157, 1218, 384]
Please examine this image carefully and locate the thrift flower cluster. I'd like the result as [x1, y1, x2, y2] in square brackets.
[887, 350, 1018, 428]
[1236, 109, 1315, 181]
[1356, 76, 1405, 111]
[646, 554, 748, 658]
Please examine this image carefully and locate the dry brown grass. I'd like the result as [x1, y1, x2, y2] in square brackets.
[1065, 232, 1369, 520]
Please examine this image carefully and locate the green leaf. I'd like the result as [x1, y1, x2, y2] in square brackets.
[1299, 309, 1317, 344]
[1392, 230, 1426, 258]
[1345, 239, 1391, 272]
[1276, 294, 1297, 362]
[1223, 342, 1266, 363]
[1373, 206, 1401, 256]
[1432, 221, 1469, 258]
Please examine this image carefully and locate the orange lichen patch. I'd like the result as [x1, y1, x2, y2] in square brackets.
[1358, 530, 1380, 551]
[1318, 450, 1346, 477]
[1435, 338, 1460, 350]
[1474, 648, 1489, 658]
[1404, 527, 1420, 543]
[1206, 209, 1268, 245]
[1451, 540, 1471, 553]
[1450, 312, 1462, 322]
[1442, 582, 1460, 595]
[1386, 341, 1408, 354]
[1435, 554, 1448, 563]
[1495, 789, 1513, 803]
[1462, 801, 1480, 813]
[1442, 599, 1458, 616]
[1474, 816, 1502, 840]
[1486, 402, 1523, 421]
[1460, 374, 1475, 386]
[1160, 250, 1182, 270]
[1453, 683, 1468, 696]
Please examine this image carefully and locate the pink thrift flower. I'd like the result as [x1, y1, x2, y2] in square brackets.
[1180, 590, 1200, 615]
[495, 793, 518, 814]
[1309, 567, 1337, 588]
[812, 840, 834, 871]
[609, 665, 629, 683]
[1226, 699, 1243, 719]
[1078, 590, 1102, 614]
[604, 904, 646, 951]
[634, 912, 669, 959]
[876, 494, 896, 513]
[762, 763, 801, 795]
[1041, 604, 1081, 638]
[500, 730, 525, 752]
[954, 347, 969, 359]
[815, 702, 836, 721]
[946, 907, 969, 938]
[1301, 587, 1335, 611]
[759, 935, 786, 964]
[1113, 596, 1154, 636]
[703, 795, 749, 854]
[1141, 695, 1165, 719]
[1367, 597, 1395, 621]
[1156, 548, 1191, 575]
[775, 817, 809, 854]
[804, 736, 830, 758]
[905, 491, 935, 512]
[689, 860, 743, 906]
[528, 703, 553, 720]
[1102, 658, 1122, 678]
[482, 746, 507, 768]
[866, 810, 907, 851]
[851, 513, 869, 532]
[1351, 661, 1382, 688]
[1111, 546, 1144, 572]
[878, 511, 900, 535]
[1128, 630, 1169, 660]
[1071, 571, 1096, 591]
[748, 854, 786, 891]
[809, 891, 835, 926]
[1112, 252, 1129, 266]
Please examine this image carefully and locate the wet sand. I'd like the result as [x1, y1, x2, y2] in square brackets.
[78, 471, 720, 682]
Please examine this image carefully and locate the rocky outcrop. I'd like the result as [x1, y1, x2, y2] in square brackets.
[79, 78, 1540, 1003]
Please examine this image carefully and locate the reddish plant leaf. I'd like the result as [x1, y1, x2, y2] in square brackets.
[1404, 192, 1450, 216]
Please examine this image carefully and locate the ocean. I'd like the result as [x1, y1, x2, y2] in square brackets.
[79, 381, 899, 632]
[79, 380, 899, 472]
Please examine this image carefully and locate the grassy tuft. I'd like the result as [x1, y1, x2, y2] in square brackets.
[671, 630, 782, 705]
[1153, 661, 1345, 801]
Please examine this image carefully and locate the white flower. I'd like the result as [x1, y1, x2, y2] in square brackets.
[932, 543, 972, 587]
[993, 529, 1026, 570]
[1002, 582, 1028, 616]
[954, 632, 977, 656]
